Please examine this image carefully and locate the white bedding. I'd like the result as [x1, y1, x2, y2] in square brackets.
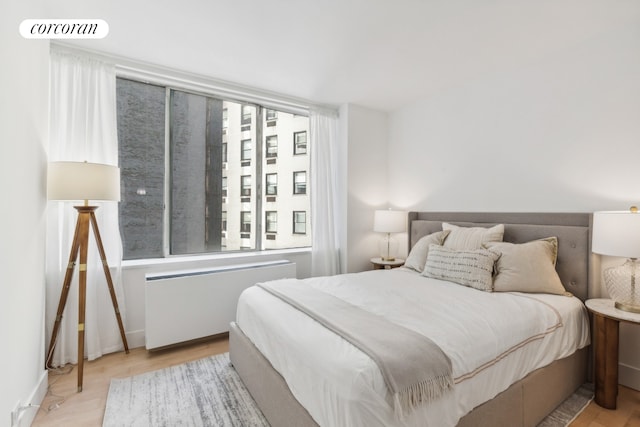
[236, 268, 590, 427]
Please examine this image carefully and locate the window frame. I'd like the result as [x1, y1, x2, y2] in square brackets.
[241, 175, 252, 197]
[266, 135, 278, 158]
[293, 171, 307, 195]
[293, 211, 306, 235]
[265, 210, 277, 233]
[294, 130, 307, 155]
[265, 172, 278, 196]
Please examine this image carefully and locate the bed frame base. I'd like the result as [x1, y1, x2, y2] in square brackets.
[230, 321, 587, 427]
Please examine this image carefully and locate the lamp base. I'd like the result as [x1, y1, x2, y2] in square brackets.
[604, 258, 640, 314]
[378, 234, 398, 262]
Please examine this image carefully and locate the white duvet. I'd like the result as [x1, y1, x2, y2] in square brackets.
[236, 268, 590, 427]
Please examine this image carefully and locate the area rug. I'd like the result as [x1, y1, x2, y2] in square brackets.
[103, 352, 593, 426]
[103, 353, 268, 427]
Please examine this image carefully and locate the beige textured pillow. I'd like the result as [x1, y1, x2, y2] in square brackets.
[404, 230, 451, 272]
[442, 223, 504, 250]
[423, 244, 500, 292]
[484, 237, 568, 295]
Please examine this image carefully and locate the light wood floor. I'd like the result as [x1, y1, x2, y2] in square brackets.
[32, 336, 639, 427]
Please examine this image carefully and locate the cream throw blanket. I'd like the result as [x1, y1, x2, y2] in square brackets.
[257, 280, 453, 418]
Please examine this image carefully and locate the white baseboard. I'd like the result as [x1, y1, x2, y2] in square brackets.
[619, 362, 640, 392]
[15, 369, 47, 427]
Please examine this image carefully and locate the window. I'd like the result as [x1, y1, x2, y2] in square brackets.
[116, 77, 311, 258]
[266, 211, 277, 233]
[117, 79, 166, 260]
[293, 171, 306, 195]
[293, 211, 306, 234]
[294, 131, 307, 155]
[241, 105, 252, 125]
[266, 173, 277, 195]
[241, 175, 251, 197]
[266, 109, 277, 121]
[266, 135, 277, 158]
[241, 211, 251, 233]
[241, 139, 252, 162]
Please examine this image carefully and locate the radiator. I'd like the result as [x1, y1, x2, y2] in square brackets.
[145, 259, 296, 349]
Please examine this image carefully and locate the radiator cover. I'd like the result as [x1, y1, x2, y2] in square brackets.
[145, 259, 296, 349]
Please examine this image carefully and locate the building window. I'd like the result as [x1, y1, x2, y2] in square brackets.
[293, 171, 306, 195]
[266, 173, 277, 195]
[294, 131, 307, 155]
[293, 211, 306, 234]
[241, 139, 252, 163]
[117, 77, 311, 257]
[266, 135, 278, 158]
[241, 175, 251, 197]
[241, 211, 251, 233]
[266, 211, 277, 233]
[241, 105, 252, 125]
[266, 109, 277, 121]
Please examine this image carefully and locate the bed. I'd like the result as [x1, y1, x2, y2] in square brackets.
[230, 212, 593, 426]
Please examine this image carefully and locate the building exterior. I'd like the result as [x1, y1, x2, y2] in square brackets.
[222, 102, 311, 251]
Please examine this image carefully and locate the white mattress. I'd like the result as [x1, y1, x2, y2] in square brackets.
[236, 268, 590, 427]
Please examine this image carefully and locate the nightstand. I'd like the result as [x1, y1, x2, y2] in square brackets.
[585, 298, 640, 409]
[370, 257, 404, 270]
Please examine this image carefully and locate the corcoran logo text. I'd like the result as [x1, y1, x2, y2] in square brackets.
[20, 19, 109, 39]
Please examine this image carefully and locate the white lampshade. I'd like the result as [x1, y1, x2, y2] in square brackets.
[373, 210, 406, 233]
[48, 161, 121, 202]
[592, 210, 640, 258]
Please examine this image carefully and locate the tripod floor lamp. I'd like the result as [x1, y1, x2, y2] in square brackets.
[46, 161, 129, 392]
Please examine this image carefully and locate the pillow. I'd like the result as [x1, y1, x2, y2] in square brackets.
[404, 230, 451, 272]
[484, 237, 568, 295]
[423, 244, 500, 292]
[442, 223, 504, 250]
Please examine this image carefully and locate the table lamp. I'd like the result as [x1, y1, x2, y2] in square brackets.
[592, 208, 640, 313]
[373, 210, 406, 261]
[46, 161, 129, 391]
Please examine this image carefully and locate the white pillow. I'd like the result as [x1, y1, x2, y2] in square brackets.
[484, 237, 568, 295]
[442, 223, 504, 250]
[423, 244, 500, 292]
[404, 230, 451, 272]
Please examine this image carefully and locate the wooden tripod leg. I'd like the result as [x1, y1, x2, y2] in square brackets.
[46, 214, 83, 369]
[90, 212, 130, 353]
[76, 211, 91, 392]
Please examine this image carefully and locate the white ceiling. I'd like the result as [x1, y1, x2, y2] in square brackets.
[45, 0, 638, 112]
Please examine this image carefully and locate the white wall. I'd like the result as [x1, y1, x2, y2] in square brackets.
[0, 2, 50, 425]
[340, 104, 389, 273]
[386, 19, 640, 389]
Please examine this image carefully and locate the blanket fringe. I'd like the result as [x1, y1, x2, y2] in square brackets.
[393, 374, 454, 419]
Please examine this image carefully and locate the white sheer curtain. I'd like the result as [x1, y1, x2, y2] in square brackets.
[310, 107, 342, 276]
[46, 49, 126, 366]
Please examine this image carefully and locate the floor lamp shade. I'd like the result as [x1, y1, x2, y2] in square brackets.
[48, 161, 120, 202]
[592, 210, 640, 313]
[374, 210, 406, 261]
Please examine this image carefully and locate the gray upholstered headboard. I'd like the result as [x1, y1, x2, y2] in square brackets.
[408, 212, 593, 301]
